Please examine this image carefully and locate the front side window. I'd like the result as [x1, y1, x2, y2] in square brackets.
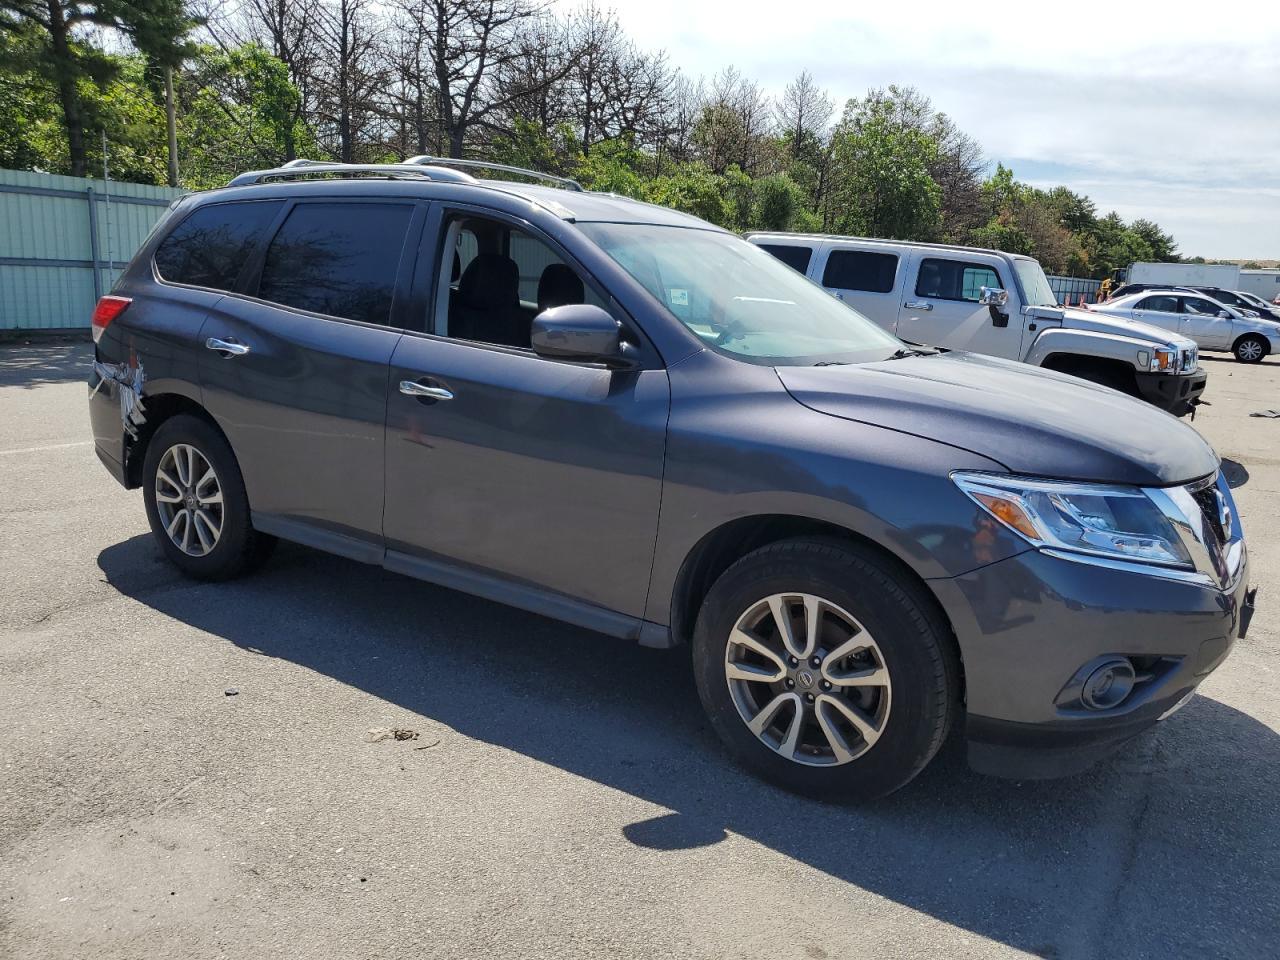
[154, 200, 283, 291]
[1138, 295, 1179, 313]
[434, 215, 603, 349]
[257, 202, 413, 326]
[578, 223, 901, 365]
[822, 250, 898, 294]
[916, 258, 1002, 303]
[1181, 297, 1225, 317]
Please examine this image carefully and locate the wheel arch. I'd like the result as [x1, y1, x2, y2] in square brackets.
[667, 514, 962, 670]
[1232, 332, 1269, 358]
[125, 393, 228, 488]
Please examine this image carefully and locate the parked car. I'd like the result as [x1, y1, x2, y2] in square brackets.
[89, 160, 1255, 800]
[1185, 287, 1263, 318]
[748, 234, 1206, 416]
[1092, 290, 1280, 363]
[1229, 290, 1280, 322]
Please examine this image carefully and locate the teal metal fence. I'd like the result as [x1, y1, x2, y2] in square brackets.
[0, 169, 185, 332]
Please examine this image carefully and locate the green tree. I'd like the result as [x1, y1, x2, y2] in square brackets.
[1, 0, 196, 176]
[1128, 218, 1178, 262]
[178, 44, 316, 190]
[826, 97, 941, 239]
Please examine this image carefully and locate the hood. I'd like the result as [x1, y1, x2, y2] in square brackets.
[777, 351, 1218, 486]
[1053, 306, 1191, 347]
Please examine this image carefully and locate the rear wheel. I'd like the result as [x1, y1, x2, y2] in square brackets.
[1234, 335, 1267, 364]
[692, 538, 959, 801]
[142, 415, 274, 580]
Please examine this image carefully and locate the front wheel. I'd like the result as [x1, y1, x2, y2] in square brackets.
[1234, 335, 1267, 364]
[691, 538, 960, 801]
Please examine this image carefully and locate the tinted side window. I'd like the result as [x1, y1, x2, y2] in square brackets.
[916, 258, 1001, 302]
[823, 250, 898, 293]
[759, 244, 813, 274]
[1138, 295, 1179, 312]
[153, 200, 283, 291]
[257, 202, 413, 326]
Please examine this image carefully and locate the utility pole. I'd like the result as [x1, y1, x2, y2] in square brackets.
[164, 65, 179, 187]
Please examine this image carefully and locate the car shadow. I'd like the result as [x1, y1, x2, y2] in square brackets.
[0, 340, 91, 388]
[98, 534, 1280, 958]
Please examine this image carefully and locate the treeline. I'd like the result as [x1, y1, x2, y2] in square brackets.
[1, 0, 1178, 278]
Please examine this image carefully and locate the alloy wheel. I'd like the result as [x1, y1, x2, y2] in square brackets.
[1238, 339, 1264, 362]
[155, 443, 224, 557]
[724, 592, 892, 766]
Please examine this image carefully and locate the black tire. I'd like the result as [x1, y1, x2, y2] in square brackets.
[142, 414, 275, 580]
[692, 537, 959, 801]
[1233, 335, 1267, 364]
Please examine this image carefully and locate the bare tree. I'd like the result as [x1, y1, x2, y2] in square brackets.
[694, 66, 773, 174]
[313, 0, 386, 162]
[775, 70, 832, 158]
[417, 0, 547, 158]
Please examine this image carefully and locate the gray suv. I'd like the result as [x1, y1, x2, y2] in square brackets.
[88, 159, 1257, 799]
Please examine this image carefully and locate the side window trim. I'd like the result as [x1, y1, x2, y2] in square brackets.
[914, 256, 1004, 303]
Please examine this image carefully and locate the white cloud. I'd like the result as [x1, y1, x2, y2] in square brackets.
[556, 0, 1280, 257]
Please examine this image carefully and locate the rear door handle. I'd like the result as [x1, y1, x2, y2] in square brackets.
[206, 337, 250, 357]
[904, 301, 932, 311]
[399, 380, 454, 402]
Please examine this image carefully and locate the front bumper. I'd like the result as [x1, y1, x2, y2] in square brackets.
[930, 546, 1253, 780]
[1134, 367, 1207, 416]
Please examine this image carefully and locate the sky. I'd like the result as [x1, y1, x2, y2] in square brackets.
[563, 0, 1280, 259]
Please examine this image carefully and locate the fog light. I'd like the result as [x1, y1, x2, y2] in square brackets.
[1081, 658, 1136, 710]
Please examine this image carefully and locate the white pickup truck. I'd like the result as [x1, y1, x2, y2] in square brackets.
[747, 233, 1207, 417]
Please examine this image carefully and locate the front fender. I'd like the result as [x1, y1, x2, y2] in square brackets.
[1023, 327, 1151, 371]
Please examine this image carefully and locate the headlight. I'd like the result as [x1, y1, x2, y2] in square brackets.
[1151, 348, 1177, 371]
[953, 473, 1192, 568]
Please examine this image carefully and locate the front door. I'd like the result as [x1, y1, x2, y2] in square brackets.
[1178, 295, 1235, 350]
[199, 198, 423, 553]
[382, 208, 669, 619]
[896, 255, 1020, 358]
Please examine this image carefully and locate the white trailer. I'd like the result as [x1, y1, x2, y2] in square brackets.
[1239, 270, 1280, 300]
[1127, 261, 1241, 287]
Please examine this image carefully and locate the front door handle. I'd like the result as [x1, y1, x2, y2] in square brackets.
[904, 301, 933, 311]
[206, 337, 250, 357]
[399, 380, 454, 402]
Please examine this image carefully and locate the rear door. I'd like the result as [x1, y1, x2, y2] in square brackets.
[198, 197, 425, 557]
[815, 244, 904, 332]
[897, 253, 1018, 357]
[382, 204, 669, 620]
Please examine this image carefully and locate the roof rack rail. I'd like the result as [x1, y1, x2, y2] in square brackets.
[403, 155, 584, 192]
[227, 161, 477, 187]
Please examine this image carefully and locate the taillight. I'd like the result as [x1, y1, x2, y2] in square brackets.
[91, 295, 131, 343]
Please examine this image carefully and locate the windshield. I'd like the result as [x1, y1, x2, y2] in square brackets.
[1012, 258, 1058, 307]
[577, 223, 902, 364]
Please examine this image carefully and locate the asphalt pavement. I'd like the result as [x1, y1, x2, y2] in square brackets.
[1, 342, 1277, 960]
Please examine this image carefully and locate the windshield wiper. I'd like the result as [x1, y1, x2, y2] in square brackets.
[813, 360, 850, 366]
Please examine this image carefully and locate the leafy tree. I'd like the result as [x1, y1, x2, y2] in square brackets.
[178, 43, 316, 189]
[1128, 218, 1178, 262]
[826, 96, 941, 239]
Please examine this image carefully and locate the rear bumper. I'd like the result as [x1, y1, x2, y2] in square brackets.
[930, 547, 1253, 780]
[88, 369, 130, 488]
[1134, 368, 1207, 416]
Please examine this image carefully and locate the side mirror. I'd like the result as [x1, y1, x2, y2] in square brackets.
[531, 304, 634, 367]
[1218, 309, 1231, 319]
[980, 286, 1010, 327]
